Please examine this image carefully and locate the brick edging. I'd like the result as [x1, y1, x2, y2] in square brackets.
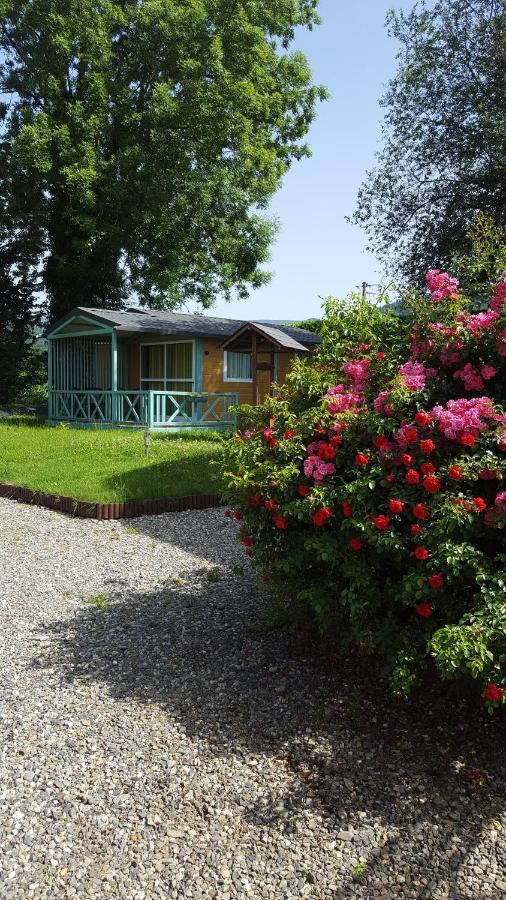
[0, 482, 222, 519]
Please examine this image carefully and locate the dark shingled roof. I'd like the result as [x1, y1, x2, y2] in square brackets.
[57, 306, 321, 346]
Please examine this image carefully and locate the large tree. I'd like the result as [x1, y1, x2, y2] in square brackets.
[0, 0, 325, 323]
[352, 0, 506, 286]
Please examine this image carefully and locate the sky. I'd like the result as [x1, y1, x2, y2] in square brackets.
[211, 0, 412, 322]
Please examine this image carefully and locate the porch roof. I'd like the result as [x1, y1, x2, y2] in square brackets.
[219, 321, 308, 352]
[47, 306, 321, 347]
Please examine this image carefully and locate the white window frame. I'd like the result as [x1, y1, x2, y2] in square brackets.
[223, 349, 252, 383]
[140, 340, 195, 392]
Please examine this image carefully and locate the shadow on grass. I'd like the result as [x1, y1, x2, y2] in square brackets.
[41, 573, 506, 897]
[101, 452, 223, 502]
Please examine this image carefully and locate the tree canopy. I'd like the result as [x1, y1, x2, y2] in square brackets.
[352, 0, 506, 286]
[0, 0, 326, 323]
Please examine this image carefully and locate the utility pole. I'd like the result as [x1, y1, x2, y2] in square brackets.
[361, 281, 368, 300]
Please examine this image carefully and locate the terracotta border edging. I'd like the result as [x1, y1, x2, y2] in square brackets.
[0, 482, 222, 519]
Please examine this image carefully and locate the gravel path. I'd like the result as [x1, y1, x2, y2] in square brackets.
[0, 497, 505, 900]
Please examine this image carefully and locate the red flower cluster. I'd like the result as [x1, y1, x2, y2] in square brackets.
[388, 499, 404, 514]
[416, 602, 433, 618]
[428, 573, 444, 589]
[405, 469, 420, 484]
[374, 515, 390, 531]
[355, 453, 369, 467]
[485, 683, 504, 703]
[313, 507, 332, 527]
[414, 546, 430, 560]
[349, 537, 363, 551]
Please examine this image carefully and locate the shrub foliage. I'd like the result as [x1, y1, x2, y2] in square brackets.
[220, 272, 506, 709]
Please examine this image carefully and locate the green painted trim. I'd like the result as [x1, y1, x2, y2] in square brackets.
[49, 327, 113, 339]
[111, 331, 118, 400]
[194, 339, 204, 391]
[48, 312, 114, 338]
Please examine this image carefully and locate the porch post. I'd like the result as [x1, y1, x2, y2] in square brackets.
[47, 337, 53, 420]
[111, 330, 118, 423]
[251, 331, 258, 405]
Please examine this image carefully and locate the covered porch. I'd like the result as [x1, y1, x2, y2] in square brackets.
[220, 321, 306, 405]
[47, 313, 237, 430]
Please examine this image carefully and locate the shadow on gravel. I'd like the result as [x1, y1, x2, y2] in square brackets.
[40, 576, 506, 898]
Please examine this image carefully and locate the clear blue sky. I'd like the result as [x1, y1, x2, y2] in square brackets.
[211, 0, 411, 322]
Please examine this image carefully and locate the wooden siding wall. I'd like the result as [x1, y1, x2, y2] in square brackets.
[124, 337, 297, 401]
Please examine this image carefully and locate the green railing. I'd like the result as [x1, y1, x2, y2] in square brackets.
[49, 390, 238, 429]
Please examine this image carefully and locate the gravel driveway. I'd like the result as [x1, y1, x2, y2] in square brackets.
[0, 496, 505, 900]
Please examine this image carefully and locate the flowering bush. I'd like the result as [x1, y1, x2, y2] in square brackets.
[220, 271, 506, 710]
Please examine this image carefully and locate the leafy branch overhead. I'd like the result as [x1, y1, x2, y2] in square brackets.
[351, 0, 506, 285]
[0, 0, 327, 321]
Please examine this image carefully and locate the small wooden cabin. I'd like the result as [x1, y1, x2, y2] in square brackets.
[46, 307, 320, 430]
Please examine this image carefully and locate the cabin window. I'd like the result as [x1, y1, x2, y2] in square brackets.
[140, 341, 194, 392]
[224, 351, 252, 382]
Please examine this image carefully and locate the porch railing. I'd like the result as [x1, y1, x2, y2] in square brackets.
[48, 389, 238, 429]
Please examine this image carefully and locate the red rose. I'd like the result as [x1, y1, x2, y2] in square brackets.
[415, 411, 431, 426]
[313, 507, 332, 527]
[473, 496, 487, 512]
[273, 515, 287, 529]
[264, 499, 277, 511]
[413, 503, 429, 520]
[224, 509, 231, 517]
[340, 501, 353, 517]
[388, 499, 404, 515]
[242, 536, 252, 547]
[459, 433, 475, 447]
[329, 434, 342, 447]
[314, 424, 325, 435]
[269, 438, 278, 449]
[375, 435, 389, 450]
[262, 428, 274, 440]
[414, 546, 430, 560]
[485, 683, 504, 703]
[355, 453, 369, 467]
[374, 515, 390, 532]
[428, 573, 444, 589]
[284, 429, 295, 439]
[233, 509, 242, 520]
[349, 537, 363, 551]
[386, 474, 395, 484]
[319, 443, 336, 460]
[405, 427, 418, 444]
[410, 524, 422, 535]
[449, 466, 462, 480]
[416, 602, 433, 618]
[376, 351, 386, 360]
[405, 469, 420, 485]
[296, 485, 310, 497]
[420, 461, 436, 476]
[401, 453, 413, 466]
[420, 439, 435, 455]
[422, 475, 441, 494]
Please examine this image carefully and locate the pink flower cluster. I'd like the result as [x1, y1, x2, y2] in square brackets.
[462, 310, 499, 335]
[373, 390, 393, 416]
[453, 363, 485, 392]
[426, 269, 460, 303]
[490, 276, 506, 313]
[325, 385, 363, 416]
[303, 453, 336, 483]
[399, 360, 436, 391]
[342, 358, 370, 392]
[496, 328, 506, 357]
[431, 397, 495, 440]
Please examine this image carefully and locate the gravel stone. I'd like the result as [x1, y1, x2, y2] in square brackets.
[0, 497, 505, 899]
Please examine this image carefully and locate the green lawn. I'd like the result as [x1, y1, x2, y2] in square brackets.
[0, 417, 225, 502]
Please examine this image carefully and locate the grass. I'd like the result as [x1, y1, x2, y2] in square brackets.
[0, 416, 225, 502]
